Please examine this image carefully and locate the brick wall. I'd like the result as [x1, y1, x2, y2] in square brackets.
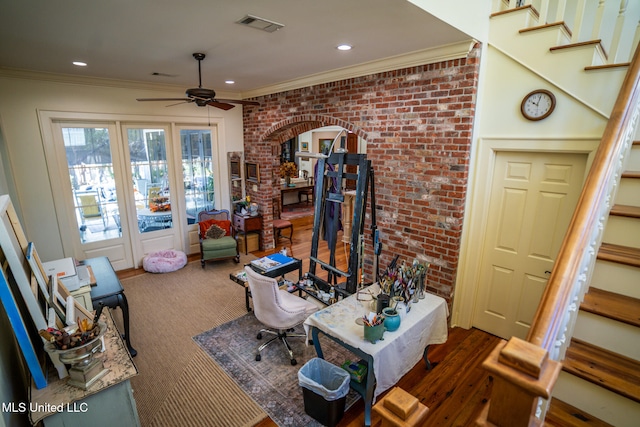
[242, 45, 480, 301]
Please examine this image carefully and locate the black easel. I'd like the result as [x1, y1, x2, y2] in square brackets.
[307, 136, 378, 296]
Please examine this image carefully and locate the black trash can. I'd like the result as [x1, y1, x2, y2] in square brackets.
[298, 358, 351, 427]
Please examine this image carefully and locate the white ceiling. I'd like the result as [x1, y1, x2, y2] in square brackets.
[0, 0, 472, 97]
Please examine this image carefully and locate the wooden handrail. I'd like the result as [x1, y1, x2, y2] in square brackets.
[527, 43, 640, 350]
[478, 3, 640, 426]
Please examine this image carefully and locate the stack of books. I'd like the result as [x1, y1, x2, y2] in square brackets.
[250, 253, 295, 272]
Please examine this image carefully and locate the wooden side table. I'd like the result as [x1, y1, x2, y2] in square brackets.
[233, 213, 262, 254]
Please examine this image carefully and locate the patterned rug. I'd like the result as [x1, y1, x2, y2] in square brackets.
[193, 313, 361, 427]
[281, 202, 314, 220]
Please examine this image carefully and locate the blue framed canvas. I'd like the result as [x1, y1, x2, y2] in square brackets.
[0, 268, 47, 389]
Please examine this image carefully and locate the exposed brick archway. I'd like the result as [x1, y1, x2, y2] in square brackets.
[248, 115, 368, 260]
[243, 46, 481, 303]
[260, 115, 367, 144]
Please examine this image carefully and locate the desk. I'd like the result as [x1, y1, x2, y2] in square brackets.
[84, 257, 138, 357]
[280, 183, 314, 210]
[304, 285, 448, 426]
[230, 258, 303, 311]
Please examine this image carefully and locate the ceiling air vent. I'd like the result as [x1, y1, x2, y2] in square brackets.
[236, 14, 284, 33]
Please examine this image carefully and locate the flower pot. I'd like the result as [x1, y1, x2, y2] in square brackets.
[382, 308, 401, 332]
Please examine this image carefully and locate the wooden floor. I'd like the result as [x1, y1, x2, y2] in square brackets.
[253, 214, 503, 427]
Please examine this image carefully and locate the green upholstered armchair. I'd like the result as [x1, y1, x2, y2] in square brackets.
[198, 209, 240, 268]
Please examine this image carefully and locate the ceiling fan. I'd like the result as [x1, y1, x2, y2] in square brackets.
[136, 53, 260, 110]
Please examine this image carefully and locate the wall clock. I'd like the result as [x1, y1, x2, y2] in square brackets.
[520, 89, 556, 121]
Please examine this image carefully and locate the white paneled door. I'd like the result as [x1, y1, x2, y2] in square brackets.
[472, 151, 587, 339]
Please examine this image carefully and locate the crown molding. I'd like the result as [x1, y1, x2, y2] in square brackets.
[0, 67, 185, 92]
[241, 39, 476, 99]
[0, 39, 475, 101]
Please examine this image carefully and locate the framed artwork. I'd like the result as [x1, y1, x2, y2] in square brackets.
[230, 160, 241, 179]
[319, 138, 333, 155]
[0, 269, 48, 388]
[26, 242, 50, 302]
[245, 162, 260, 183]
[301, 141, 309, 152]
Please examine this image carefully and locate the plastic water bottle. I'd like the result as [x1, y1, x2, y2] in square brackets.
[280, 247, 287, 256]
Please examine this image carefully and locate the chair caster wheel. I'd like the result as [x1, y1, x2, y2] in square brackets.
[257, 332, 262, 339]
[256, 354, 261, 361]
[290, 359, 297, 366]
[234, 256, 240, 263]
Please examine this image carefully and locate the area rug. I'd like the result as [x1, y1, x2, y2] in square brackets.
[194, 313, 361, 427]
[281, 202, 314, 220]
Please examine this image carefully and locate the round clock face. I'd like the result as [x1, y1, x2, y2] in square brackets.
[521, 89, 556, 121]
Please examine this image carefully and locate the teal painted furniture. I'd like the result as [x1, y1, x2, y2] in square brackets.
[198, 209, 240, 268]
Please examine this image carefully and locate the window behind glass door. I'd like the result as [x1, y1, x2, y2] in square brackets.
[180, 129, 215, 224]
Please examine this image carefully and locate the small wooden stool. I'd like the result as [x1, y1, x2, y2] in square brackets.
[372, 387, 429, 427]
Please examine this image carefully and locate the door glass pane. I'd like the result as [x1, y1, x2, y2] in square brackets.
[180, 130, 215, 224]
[127, 128, 173, 233]
[62, 127, 122, 244]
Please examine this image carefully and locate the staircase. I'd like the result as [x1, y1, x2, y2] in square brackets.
[480, 2, 640, 426]
[550, 140, 640, 426]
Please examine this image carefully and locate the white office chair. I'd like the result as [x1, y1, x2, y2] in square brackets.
[244, 266, 318, 365]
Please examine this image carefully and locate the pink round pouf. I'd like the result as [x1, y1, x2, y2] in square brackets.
[143, 250, 187, 273]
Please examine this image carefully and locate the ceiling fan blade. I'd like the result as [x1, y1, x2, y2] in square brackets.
[216, 98, 261, 106]
[206, 101, 235, 111]
[165, 100, 194, 107]
[137, 97, 191, 102]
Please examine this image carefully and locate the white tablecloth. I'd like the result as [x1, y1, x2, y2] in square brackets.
[304, 284, 449, 400]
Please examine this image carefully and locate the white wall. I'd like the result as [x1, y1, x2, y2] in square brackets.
[0, 73, 244, 261]
[409, 0, 492, 41]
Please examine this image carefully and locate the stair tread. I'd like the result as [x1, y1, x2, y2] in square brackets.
[545, 398, 614, 427]
[597, 243, 640, 268]
[564, 339, 640, 403]
[621, 170, 640, 179]
[610, 204, 640, 218]
[581, 288, 640, 327]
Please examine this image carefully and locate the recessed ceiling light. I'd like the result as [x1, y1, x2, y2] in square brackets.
[72, 61, 87, 67]
[337, 44, 352, 51]
[225, 80, 235, 85]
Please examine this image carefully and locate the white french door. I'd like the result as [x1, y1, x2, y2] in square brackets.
[48, 122, 135, 270]
[120, 124, 181, 262]
[43, 115, 223, 270]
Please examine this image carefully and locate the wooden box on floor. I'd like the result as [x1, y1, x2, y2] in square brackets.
[238, 234, 259, 253]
